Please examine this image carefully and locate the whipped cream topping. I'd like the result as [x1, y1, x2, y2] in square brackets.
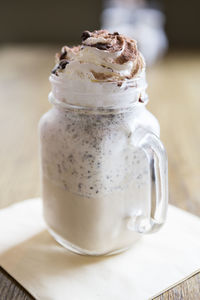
[50, 30, 148, 108]
[52, 30, 145, 82]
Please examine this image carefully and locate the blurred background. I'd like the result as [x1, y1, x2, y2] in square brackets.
[0, 0, 200, 215]
[1, 0, 200, 47]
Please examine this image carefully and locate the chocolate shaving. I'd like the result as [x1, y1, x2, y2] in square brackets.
[51, 59, 69, 75]
[59, 49, 67, 60]
[59, 60, 69, 69]
[89, 43, 111, 50]
[113, 32, 119, 35]
[51, 64, 59, 75]
[81, 31, 91, 41]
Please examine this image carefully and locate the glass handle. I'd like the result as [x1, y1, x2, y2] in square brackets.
[130, 128, 168, 234]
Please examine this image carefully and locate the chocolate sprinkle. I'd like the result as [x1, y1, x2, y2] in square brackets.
[81, 31, 91, 41]
[59, 49, 67, 60]
[51, 59, 69, 75]
[59, 60, 69, 69]
[51, 65, 59, 75]
[90, 43, 111, 50]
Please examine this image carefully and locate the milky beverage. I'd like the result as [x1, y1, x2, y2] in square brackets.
[39, 30, 164, 255]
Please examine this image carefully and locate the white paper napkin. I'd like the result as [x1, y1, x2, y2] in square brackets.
[0, 198, 200, 300]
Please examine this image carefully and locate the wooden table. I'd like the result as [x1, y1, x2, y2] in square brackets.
[0, 46, 200, 299]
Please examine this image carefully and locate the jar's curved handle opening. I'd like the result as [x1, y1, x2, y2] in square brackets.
[129, 128, 168, 234]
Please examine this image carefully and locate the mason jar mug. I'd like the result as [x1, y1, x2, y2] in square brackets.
[39, 74, 168, 256]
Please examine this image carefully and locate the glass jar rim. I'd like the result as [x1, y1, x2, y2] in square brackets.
[48, 92, 147, 115]
[49, 68, 148, 113]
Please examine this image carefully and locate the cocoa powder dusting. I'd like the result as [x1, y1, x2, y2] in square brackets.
[91, 71, 113, 80]
[115, 41, 137, 65]
[52, 29, 144, 80]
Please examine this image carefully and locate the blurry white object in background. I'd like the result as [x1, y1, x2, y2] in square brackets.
[101, 0, 168, 66]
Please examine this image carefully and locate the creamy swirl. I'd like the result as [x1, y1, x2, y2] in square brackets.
[51, 30, 145, 82]
[50, 30, 148, 108]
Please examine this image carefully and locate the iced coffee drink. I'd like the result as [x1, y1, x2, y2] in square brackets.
[39, 30, 168, 255]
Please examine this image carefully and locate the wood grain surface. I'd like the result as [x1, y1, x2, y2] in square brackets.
[0, 266, 35, 300]
[153, 270, 200, 300]
[0, 46, 200, 299]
